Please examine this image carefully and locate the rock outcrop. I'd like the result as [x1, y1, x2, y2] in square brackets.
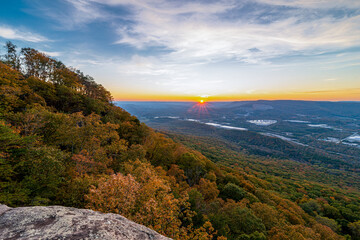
[0, 204, 171, 240]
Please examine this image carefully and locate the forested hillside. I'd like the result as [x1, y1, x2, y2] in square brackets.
[1, 42, 359, 240]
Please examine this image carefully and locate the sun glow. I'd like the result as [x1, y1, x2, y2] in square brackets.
[187, 100, 210, 117]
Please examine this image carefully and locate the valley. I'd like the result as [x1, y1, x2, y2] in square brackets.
[117, 100, 360, 190]
[117, 101, 360, 163]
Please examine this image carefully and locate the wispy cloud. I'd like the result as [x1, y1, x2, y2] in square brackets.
[29, 0, 360, 99]
[95, 0, 360, 65]
[39, 0, 360, 65]
[0, 25, 48, 42]
[40, 50, 61, 57]
[255, 0, 360, 9]
[295, 88, 360, 94]
[30, 0, 112, 30]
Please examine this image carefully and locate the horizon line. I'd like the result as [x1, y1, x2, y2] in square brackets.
[113, 99, 360, 103]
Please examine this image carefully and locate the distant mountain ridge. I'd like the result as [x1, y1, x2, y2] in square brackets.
[117, 100, 360, 119]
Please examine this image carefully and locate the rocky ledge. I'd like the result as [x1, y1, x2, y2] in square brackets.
[0, 204, 170, 240]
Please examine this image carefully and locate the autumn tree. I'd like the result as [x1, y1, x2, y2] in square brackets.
[20, 48, 55, 81]
[250, 202, 282, 230]
[86, 160, 184, 238]
[196, 178, 219, 202]
[268, 225, 321, 240]
[3, 41, 20, 70]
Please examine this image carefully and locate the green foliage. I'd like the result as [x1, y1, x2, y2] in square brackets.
[177, 153, 206, 186]
[250, 202, 282, 230]
[300, 199, 321, 216]
[227, 207, 266, 236]
[316, 215, 341, 232]
[237, 231, 266, 240]
[0, 122, 66, 206]
[348, 221, 360, 240]
[0, 122, 29, 205]
[220, 183, 246, 201]
[324, 204, 342, 219]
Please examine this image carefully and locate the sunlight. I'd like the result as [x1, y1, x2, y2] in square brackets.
[188, 100, 210, 117]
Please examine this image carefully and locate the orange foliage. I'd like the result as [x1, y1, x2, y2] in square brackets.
[250, 202, 283, 230]
[86, 160, 184, 238]
[86, 159, 220, 240]
[86, 173, 139, 216]
[196, 178, 219, 202]
[269, 225, 320, 240]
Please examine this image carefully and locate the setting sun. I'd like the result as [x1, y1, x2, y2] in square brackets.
[199, 99, 204, 104]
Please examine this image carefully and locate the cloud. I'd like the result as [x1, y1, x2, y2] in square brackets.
[0, 25, 48, 42]
[40, 0, 360, 98]
[102, 0, 360, 66]
[40, 50, 62, 57]
[30, 0, 112, 30]
[65, 0, 358, 97]
[254, 0, 360, 9]
[55, 0, 360, 65]
[295, 88, 360, 94]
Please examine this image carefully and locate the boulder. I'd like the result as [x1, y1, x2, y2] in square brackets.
[0, 204, 171, 240]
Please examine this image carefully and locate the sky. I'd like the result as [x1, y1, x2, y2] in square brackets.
[0, 0, 359, 102]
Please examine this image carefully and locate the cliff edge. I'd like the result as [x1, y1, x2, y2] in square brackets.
[0, 204, 171, 240]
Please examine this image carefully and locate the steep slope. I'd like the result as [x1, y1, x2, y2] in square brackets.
[164, 131, 360, 190]
[1, 42, 358, 239]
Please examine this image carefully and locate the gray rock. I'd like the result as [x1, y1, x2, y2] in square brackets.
[0, 204, 11, 215]
[0, 204, 171, 240]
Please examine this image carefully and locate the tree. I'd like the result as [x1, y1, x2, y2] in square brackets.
[185, 221, 218, 240]
[52, 67, 81, 89]
[177, 153, 206, 186]
[237, 231, 266, 240]
[250, 202, 282, 230]
[0, 121, 29, 206]
[0, 121, 66, 206]
[196, 178, 219, 202]
[323, 204, 341, 219]
[315, 215, 341, 233]
[311, 223, 344, 240]
[86, 173, 139, 216]
[22, 145, 67, 205]
[221, 183, 246, 201]
[86, 160, 185, 238]
[349, 221, 360, 240]
[300, 199, 322, 216]
[269, 225, 320, 240]
[20, 48, 55, 80]
[3, 41, 20, 70]
[188, 188, 205, 227]
[227, 207, 266, 236]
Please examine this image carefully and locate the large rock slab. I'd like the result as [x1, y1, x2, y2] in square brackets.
[0, 204, 171, 240]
